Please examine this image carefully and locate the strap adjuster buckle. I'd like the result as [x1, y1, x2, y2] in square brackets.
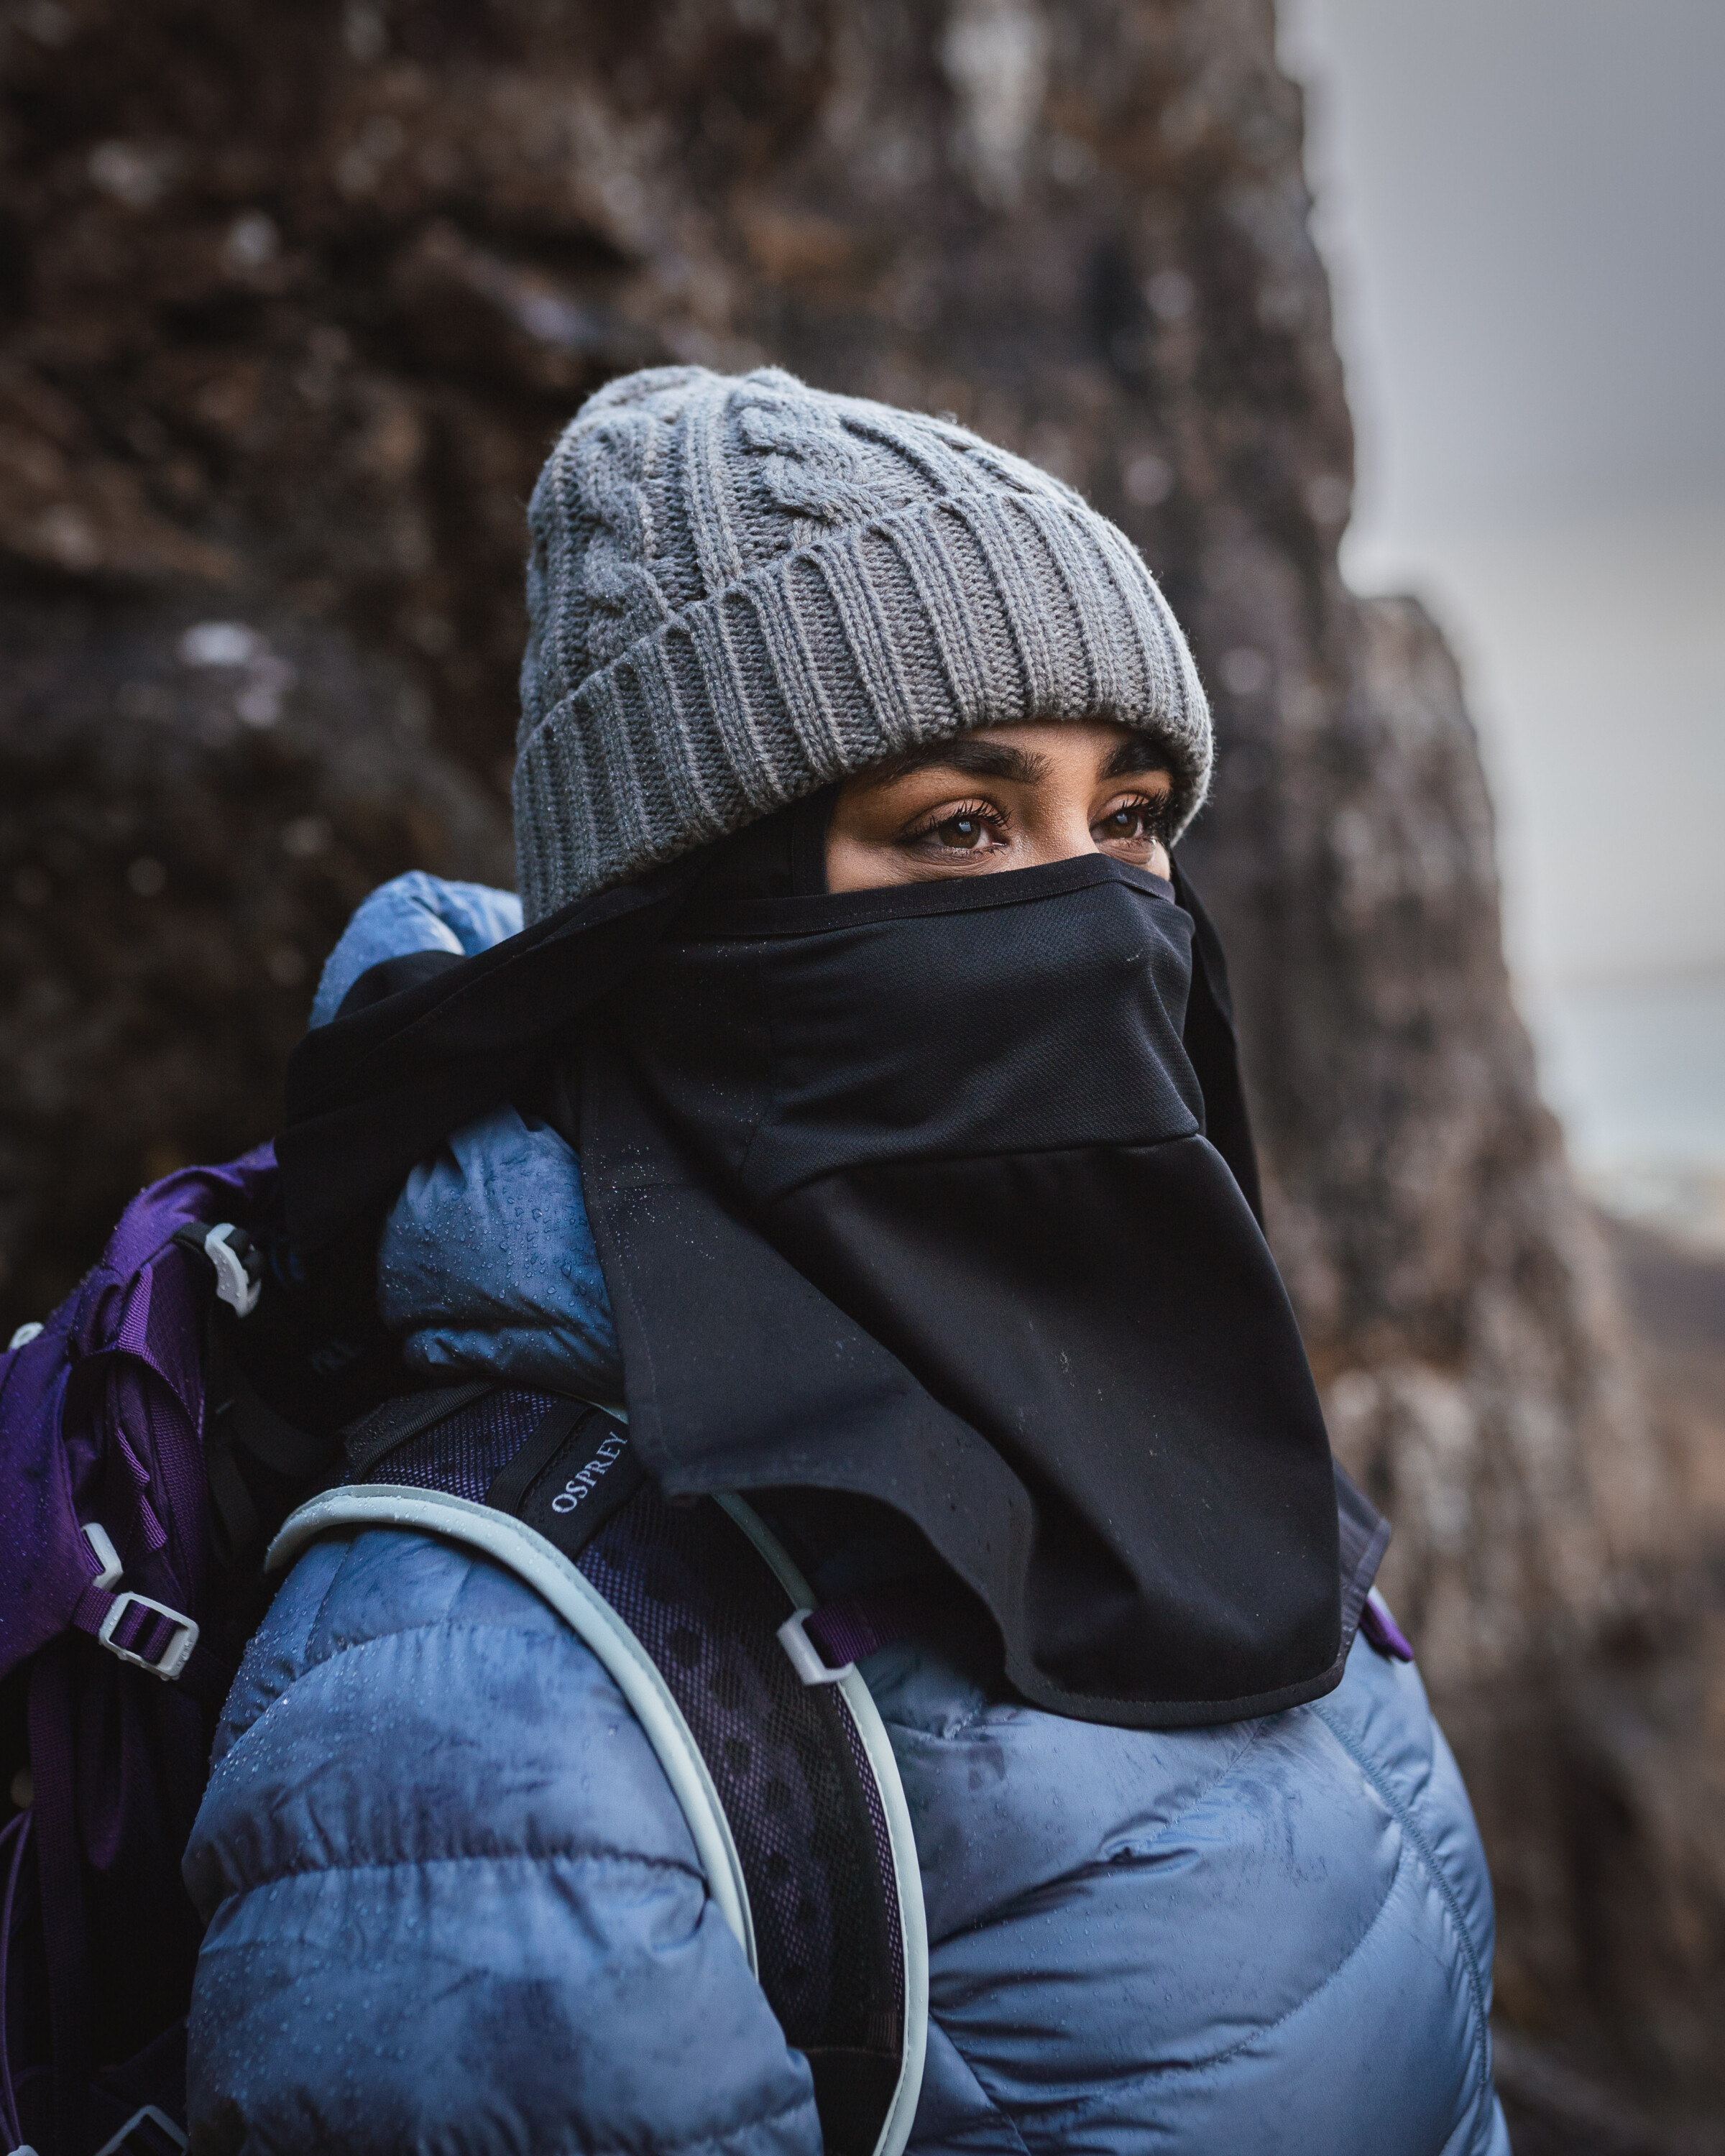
[203, 1222, 262, 1318]
[83, 1521, 124, 1591]
[776, 1607, 852, 1686]
[96, 1593, 200, 1681]
[93, 2102, 188, 2156]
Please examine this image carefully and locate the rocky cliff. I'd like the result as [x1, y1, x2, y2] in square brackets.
[0, 0, 1715, 2130]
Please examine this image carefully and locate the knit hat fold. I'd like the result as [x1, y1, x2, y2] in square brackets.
[514, 365, 1210, 920]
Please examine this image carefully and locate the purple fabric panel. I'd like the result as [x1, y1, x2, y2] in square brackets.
[98, 1143, 277, 1285]
[0, 1349, 89, 1680]
[0, 1144, 277, 1682]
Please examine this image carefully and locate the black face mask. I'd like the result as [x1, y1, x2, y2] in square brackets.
[577, 837, 1347, 1725]
[280, 805, 1384, 1728]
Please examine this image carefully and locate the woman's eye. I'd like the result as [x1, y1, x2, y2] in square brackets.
[928, 812, 996, 852]
[1094, 798, 1168, 848]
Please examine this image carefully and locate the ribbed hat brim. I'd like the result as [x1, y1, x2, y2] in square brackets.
[513, 486, 1210, 919]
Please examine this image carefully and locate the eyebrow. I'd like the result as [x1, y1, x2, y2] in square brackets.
[856, 727, 1174, 791]
[1099, 732, 1174, 782]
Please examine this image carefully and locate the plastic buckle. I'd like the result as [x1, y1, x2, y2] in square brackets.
[82, 1521, 124, 1592]
[96, 1593, 201, 1682]
[92, 2104, 188, 2156]
[776, 1608, 852, 1687]
[204, 1223, 262, 1319]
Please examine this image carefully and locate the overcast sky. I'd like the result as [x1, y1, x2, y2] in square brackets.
[1277, 0, 1725, 1002]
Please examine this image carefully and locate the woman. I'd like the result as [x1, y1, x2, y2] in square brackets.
[185, 366, 1508, 2154]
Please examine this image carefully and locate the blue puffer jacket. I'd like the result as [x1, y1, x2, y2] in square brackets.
[183, 879, 1509, 2155]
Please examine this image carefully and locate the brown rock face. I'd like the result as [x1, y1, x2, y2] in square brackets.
[0, 0, 1715, 2125]
[0, 592, 510, 1319]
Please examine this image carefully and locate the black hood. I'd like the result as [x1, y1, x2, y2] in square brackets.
[280, 830, 1380, 1728]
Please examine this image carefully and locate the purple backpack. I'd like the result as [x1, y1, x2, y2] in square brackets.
[0, 1152, 930, 2156]
[0, 1148, 295, 2156]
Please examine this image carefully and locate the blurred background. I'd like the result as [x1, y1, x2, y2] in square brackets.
[0, 3, 1719, 2149]
[1283, 0, 1725, 1256]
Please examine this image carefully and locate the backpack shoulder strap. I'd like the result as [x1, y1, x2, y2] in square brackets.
[270, 1392, 929, 2156]
[267, 1480, 755, 1965]
[711, 1493, 929, 2156]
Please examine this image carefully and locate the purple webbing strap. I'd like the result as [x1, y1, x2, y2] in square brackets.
[0, 1806, 31, 2150]
[65, 1577, 226, 1709]
[95, 1600, 176, 1664]
[802, 1579, 960, 1671]
[1360, 1592, 1414, 1663]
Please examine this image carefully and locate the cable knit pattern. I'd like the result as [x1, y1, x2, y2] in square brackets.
[512, 365, 1213, 920]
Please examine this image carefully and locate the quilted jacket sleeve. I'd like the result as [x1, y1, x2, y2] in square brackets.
[183, 1524, 822, 2156]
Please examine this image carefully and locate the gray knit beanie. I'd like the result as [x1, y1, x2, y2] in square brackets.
[512, 364, 1211, 921]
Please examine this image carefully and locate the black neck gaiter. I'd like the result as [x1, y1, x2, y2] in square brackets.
[579, 845, 1348, 1726]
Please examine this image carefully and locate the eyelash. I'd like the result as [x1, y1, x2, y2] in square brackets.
[907, 798, 1007, 845]
[906, 793, 1172, 848]
[1104, 793, 1174, 841]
